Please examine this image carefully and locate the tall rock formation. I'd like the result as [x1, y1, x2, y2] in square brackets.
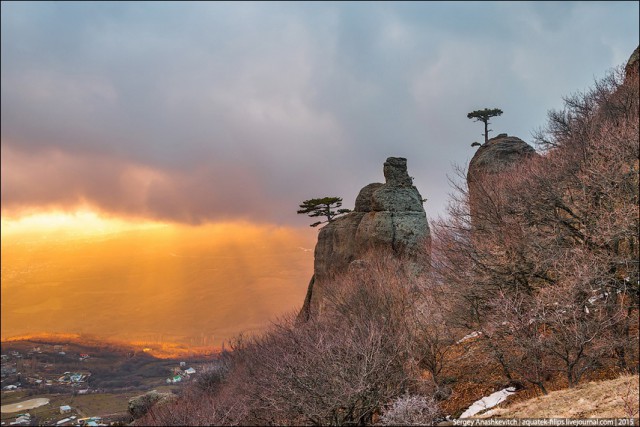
[299, 157, 430, 320]
[467, 133, 538, 224]
[467, 133, 537, 178]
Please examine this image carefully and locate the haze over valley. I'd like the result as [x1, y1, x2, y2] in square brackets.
[1, 214, 315, 350]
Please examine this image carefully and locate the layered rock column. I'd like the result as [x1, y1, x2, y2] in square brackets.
[299, 157, 430, 320]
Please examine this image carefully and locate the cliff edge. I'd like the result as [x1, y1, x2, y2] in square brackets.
[299, 157, 430, 320]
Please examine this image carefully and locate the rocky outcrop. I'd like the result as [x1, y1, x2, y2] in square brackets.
[299, 157, 430, 320]
[625, 45, 639, 82]
[467, 134, 538, 225]
[128, 390, 176, 419]
[468, 134, 537, 178]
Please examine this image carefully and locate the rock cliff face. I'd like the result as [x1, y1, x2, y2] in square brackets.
[128, 390, 176, 419]
[299, 157, 430, 320]
[625, 45, 639, 82]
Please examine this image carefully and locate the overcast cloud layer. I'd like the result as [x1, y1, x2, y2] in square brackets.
[2, 1, 638, 225]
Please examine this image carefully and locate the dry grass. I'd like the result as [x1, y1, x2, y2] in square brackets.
[477, 374, 639, 419]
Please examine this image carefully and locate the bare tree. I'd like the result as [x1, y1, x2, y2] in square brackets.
[412, 293, 456, 389]
[485, 290, 552, 394]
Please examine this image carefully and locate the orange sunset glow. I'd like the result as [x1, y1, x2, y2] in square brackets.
[1, 209, 315, 350]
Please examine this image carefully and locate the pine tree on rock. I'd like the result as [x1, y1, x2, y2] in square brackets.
[297, 197, 351, 227]
[467, 108, 503, 144]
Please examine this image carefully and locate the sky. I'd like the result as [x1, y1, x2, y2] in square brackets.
[2, 1, 638, 225]
[1, 2, 638, 348]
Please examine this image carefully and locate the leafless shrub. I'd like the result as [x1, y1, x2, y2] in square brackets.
[193, 360, 230, 393]
[412, 292, 457, 387]
[226, 252, 434, 426]
[379, 394, 440, 426]
[620, 374, 640, 419]
[485, 290, 552, 394]
[142, 387, 244, 426]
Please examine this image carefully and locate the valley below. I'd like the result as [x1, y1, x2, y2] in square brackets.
[1, 338, 218, 426]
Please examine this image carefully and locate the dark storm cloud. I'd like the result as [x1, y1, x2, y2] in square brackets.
[1, 1, 638, 224]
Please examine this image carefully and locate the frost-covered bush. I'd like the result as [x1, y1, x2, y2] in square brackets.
[379, 394, 439, 426]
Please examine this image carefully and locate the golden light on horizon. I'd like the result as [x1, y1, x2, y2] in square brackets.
[1, 208, 316, 350]
[1, 208, 167, 238]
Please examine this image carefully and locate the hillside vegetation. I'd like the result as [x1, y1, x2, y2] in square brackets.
[139, 55, 639, 426]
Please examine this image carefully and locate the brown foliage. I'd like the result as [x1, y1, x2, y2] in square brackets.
[432, 64, 639, 394]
